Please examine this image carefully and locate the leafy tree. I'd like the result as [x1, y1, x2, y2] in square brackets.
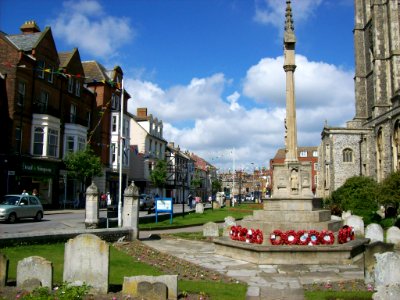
[64, 148, 103, 188]
[191, 170, 203, 190]
[328, 176, 379, 219]
[212, 178, 222, 195]
[377, 171, 400, 209]
[150, 159, 167, 189]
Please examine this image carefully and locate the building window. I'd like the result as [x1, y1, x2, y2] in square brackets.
[75, 80, 81, 96]
[47, 65, 53, 83]
[33, 127, 44, 155]
[37, 61, 45, 79]
[112, 115, 118, 132]
[37, 91, 49, 113]
[300, 151, 307, 157]
[312, 150, 318, 157]
[111, 143, 116, 164]
[111, 93, 120, 110]
[17, 81, 26, 107]
[314, 163, 319, 171]
[15, 127, 22, 153]
[47, 128, 58, 157]
[70, 104, 77, 123]
[68, 77, 73, 93]
[66, 136, 74, 153]
[78, 136, 86, 150]
[343, 148, 353, 163]
[86, 111, 91, 128]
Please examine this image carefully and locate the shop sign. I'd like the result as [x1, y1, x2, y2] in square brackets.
[22, 161, 55, 175]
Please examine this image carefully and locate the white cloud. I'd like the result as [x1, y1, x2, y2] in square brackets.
[125, 52, 354, 171]
[50, 0, 134, 59]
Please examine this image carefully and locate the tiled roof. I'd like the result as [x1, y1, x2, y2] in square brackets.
[6, 32, 42, 51]
[58, 51, 73, 68]
[82, 61, 109, 83]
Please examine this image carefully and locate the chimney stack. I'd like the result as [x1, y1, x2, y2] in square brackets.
[137, 108, 148, 118]
[20, 21, 41, 34]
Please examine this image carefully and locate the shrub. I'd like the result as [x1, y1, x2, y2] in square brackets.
[377, 171, 400, 213]
[328, 176, 379, 222]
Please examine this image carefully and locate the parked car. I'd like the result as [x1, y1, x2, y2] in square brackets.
[139, 194, 155, 210]
[245, 193, 254, 201]
[0, 194, 44, 223]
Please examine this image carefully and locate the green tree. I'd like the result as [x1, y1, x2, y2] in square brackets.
[64, 148, 103, 188]
[150, 159, 167, 189]
[378, 171, 400, 209]
[328, 175, 379, 223]
[211, 178, 222, 195]
[191, 170, 202, 190]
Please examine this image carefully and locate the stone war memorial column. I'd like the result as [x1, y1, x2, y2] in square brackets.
[273, 0, 313, 199]
[85, 182, 99, 228]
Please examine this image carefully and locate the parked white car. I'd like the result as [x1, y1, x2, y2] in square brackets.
[0, 194, 44, 223]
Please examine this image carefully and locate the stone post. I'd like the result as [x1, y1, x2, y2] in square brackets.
[122, 181, 140, 238]
[85, 182, 99, 229]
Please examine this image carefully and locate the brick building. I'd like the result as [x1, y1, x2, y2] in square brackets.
[317, 1, 400, 197]
[0, 21, 96, 206]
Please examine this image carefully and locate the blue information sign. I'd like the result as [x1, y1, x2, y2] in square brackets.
[155, 197, 173, 224]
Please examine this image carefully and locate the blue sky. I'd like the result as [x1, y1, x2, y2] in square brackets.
[0, 0, 355, 172]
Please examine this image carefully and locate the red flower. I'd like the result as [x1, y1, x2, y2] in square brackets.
[297, 230, 310, 245]
[284, 230, 299, 245]
[319, 230, 335, 245]
[308, 230, 320, 245]
[270, 229, 284, 245]
[338, 225, 355, 244]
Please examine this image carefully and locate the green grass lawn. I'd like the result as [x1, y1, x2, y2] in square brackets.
[139, 205, 259, 229]
[0, 243, 247, 299]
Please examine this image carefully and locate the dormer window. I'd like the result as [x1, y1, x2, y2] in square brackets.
[75, 80, 81, 96]
[111, 93, 120, 110]
[47, 65, 54, 83]
[68, 77, 73, 93]
[37, 61, 45, 79]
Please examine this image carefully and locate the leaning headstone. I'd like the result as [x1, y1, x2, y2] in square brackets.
[386, 226, 400, 247]
[195, 202, 204, 214]
[123, 275, 178, 300]
[203, 222, 219, 237]
[122, 181, 140, 238]
[16, 256, 52, 291]
[0, 253, 8, 287]
[364, 242, 394, 284]
[85, 182, 99, 229]
[365, 223, 384, 243]
[63, 234, 109, 294]
[344, 215, 364, 235]
[223, 216, 236, 237]
[374, 252, 400, 287]
[373, 284, 400, 300]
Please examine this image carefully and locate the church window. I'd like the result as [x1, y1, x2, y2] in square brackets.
[343, 148, 353, 163]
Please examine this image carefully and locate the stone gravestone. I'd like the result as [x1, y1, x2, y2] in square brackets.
[223, 216, 236, 237]
[365, 223, 384, 243]
[0, 253, 8, 287]
[344, 215, 364, 236]
[212, 201, 221, 209]
[342, 210, 352, 220]
[364, 242, 394, 284]
[386, 226, 400, 247]
[374, 252, 400, 286]
[63, 234, 109, 294]
[195, 202, 204, 214]
[85, 182, 99, 229]
[123, 275, 178, 300]
[16, 256, 52, 291]
[373, 252, 400, 300]
[122, 181, 140, 238]
[216, 192, 225, 207]
[203, 222, 219, 237]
